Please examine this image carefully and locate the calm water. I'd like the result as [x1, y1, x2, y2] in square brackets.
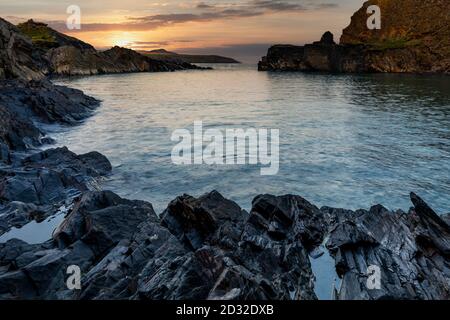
[53, 64, 450, 215]
[26, 64, 450, 300]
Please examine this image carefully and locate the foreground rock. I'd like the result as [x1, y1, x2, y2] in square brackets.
[0, 189, 448, 300]
[324, 193, 450, 300]
[0, 17, 111, 235]
[259, 0, 450, 74]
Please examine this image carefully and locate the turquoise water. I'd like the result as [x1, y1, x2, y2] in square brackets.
[53, 64, 450, 216]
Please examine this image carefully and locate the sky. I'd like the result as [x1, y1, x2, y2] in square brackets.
[1, 0, 364, 62]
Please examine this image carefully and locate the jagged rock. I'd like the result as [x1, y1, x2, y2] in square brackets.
[1, 147, 112, 204]
[0, 202, 47, 234]
[11, 18, 206, 76]
[0, 102, 42, 150]
[0, 189, 449, 300]
[258, 32, 345, 72]
[0, 142, 10, 163]
[0, 79, 99, 125]
[0, 18, 45, 80]
[23, 147, 111, 177]
[53, 191, 156, 255]
[323, 193, 450, 300]
[0, 147, 112, 234]
[161, 190, 246, 250]
[45, 45, 206, 76]
[250, 194, 326, 249]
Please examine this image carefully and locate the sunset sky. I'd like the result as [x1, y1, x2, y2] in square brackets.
[2, 0, 364, 62]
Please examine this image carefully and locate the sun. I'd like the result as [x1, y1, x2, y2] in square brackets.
[110, 32, 135, 48]
[113, 38, 131, 47]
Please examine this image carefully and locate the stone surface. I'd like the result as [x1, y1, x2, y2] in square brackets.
[0, 188, 449, 300]
[323, 193, 450, 300]
[0, 18, 45, 81]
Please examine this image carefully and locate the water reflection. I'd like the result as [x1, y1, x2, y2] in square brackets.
[52, 65, 450, 214]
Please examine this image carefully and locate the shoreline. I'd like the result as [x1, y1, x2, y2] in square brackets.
[1, 11, 450, 300]
[1, 83, 449, 299]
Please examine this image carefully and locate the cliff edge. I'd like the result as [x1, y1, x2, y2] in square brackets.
[259, 0, 450, 74]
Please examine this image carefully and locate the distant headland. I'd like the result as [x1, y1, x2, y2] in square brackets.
[258, 0, 449, 74]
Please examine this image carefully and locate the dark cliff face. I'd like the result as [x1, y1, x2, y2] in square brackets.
[341, 0, 450, 73]
[259, 0, 450, 74]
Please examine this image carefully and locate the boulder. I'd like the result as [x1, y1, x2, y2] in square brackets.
[161, 190, 246, 250]
[53, 191, 156, 256]
[23, 147, 112, 177]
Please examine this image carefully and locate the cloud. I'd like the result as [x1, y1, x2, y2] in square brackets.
[46, 0, 338, 33]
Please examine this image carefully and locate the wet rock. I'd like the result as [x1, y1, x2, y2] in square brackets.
[0, 142, 10, 163]
[0, 190, 449, 300]
[0, 147, 112, 232]
[0, 202, 47, 235]
[0, 79, 99, 125]
[0, 147, 112, 206]
[250, 194, 326, 249]
[161, 190, 246, 250]
[0, 102, 42, 150]
[53, 191, 156, 256]
[23, 147, 112, 177]
[324, 193, 450, 300]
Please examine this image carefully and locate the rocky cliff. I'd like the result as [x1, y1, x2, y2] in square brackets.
[259, 0, 450, 73]
[0, 18, 45, 80]
[11, 19, 205, 76]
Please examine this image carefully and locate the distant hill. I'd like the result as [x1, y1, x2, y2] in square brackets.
[141, 49, 240, 64]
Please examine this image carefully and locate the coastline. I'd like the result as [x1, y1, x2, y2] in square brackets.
[1, 2, 450, 300]
[1, 80, 449, 299]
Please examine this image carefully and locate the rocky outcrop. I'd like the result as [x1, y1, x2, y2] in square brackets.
[340, 0, 450, 73]
[0, 18, 110, 236]
[259, 0, 450, 74]
[13, 19, 207, 76]
[324, 193, 450, 300]
[46, 45, 206, 76]
[0, 189, 448, 300]
[0, 18, 45, 80]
